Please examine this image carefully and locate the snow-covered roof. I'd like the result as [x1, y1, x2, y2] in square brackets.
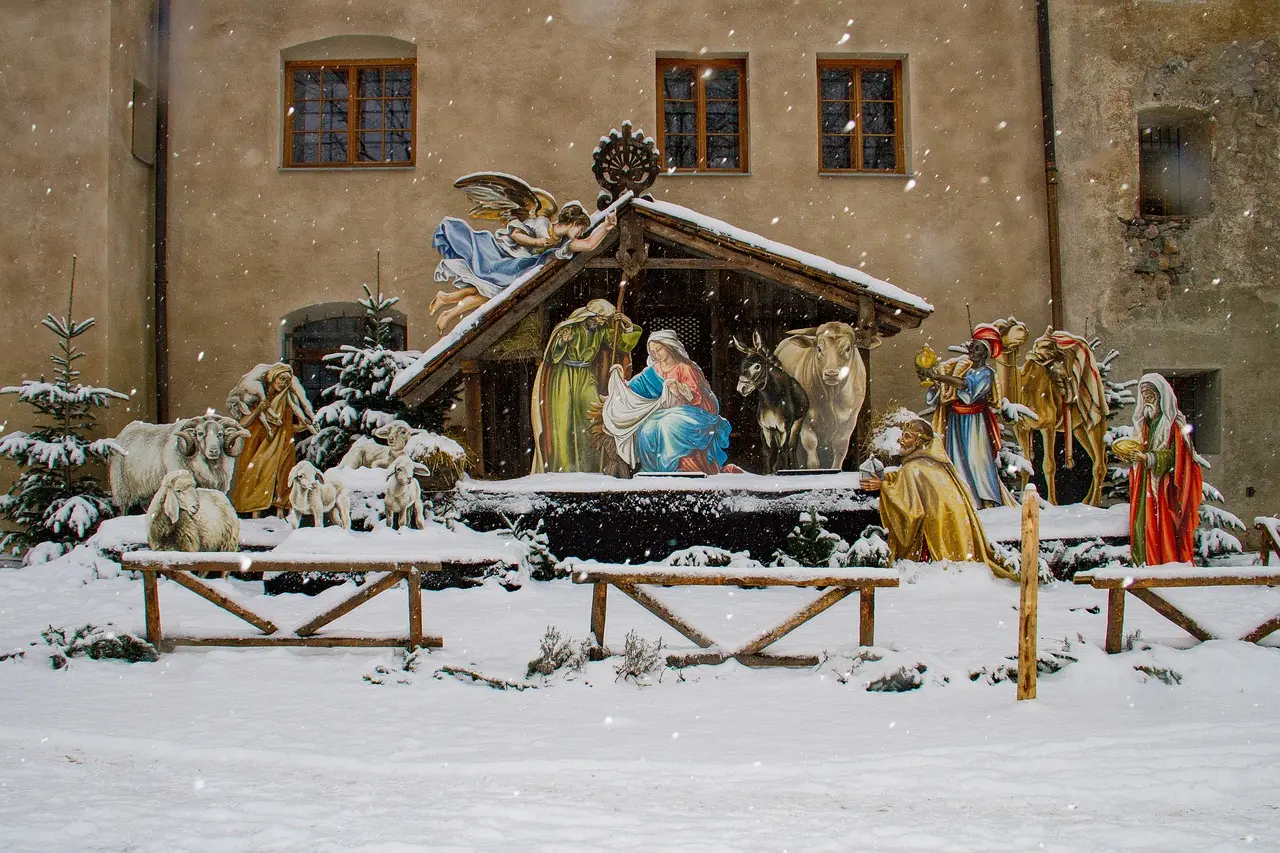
[393, 193, 931, 403]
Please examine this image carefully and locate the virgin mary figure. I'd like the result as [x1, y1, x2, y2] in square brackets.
[601, 330, 734, 474]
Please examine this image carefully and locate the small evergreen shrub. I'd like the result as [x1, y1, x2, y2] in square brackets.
[42, 623, 157, 669]
[614, 630, 664, 684]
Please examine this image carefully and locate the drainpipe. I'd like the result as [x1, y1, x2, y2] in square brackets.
[153, 0, 171, 422]
[1035, 0, 1065, 330]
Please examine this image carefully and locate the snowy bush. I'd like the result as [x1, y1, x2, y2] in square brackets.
[41, 623, 157, 669]
[1196, 482, 1245, 562]
[866, 664, 926, 693]
[526, 626, 592, 679]
[968, 638, 1079, 684]
[773, 507, 853, 568]
[499, 514, 559, 581]
[302, 280, 459, 470]
[614, 630, 665, 684]
[1134, 664, 1182, 686]
[0, 266, 127, 563]
[663, 545, 758, 568]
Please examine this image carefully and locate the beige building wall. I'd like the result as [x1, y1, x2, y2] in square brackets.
[0, 0, 154, 445]
[1051, 0, 1280, 527]
[162, 0, 1053, 423]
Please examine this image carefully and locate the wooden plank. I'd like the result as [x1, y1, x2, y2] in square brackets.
[1128, 587, 1215, 642]
[406, 567, 423, 649]
[573, 571, 899, 588]
[162, 569, 279, 635]
[585, 257, 741, 269]
[294, 571, 406, 637]
[1074, 572, 1280, 589]
[1242, 611, 1280, 644]
[735, 652, 821, 668]
[165, 635, 443, 649]
[590, 582, 608, 650]
[1105, 588, 1125, 654]
[144, 570, 162, 650]
[1258, 521, 1277, 566]
[124, 557, 465, 573]
[613, 581, 718, 649]
[1018, 484, 1040, 701]
[462, 361, 485, 477]
[859, 586, 876, 647]
[735, 586, 855, 656]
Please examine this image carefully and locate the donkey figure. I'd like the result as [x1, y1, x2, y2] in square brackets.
[732, 331, 810, 474]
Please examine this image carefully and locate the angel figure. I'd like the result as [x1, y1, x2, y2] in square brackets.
[429, 173, 618, 333]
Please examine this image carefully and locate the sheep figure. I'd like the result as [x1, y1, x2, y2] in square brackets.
[110, 414, 251, 512]
[383, 454, 426, 530]
[339, 420, 416, 469]
[146, 470, 241, 552]
[287, 461, 351, 529]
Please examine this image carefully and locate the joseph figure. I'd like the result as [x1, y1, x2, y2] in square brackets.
[859, 418, 1014, 580]
[229, 362, 316, 514]
[530, 299, 641, 473]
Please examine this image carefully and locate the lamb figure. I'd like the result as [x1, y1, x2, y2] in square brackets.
[339, 420, 416, 469]
[287, 461, 351, 529]
[383, 454, 426, 530]
[110, 414, 251, 512]
[146, 470, 241, 552]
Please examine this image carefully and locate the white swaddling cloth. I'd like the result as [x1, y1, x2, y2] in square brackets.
[601, 364, 682, 467]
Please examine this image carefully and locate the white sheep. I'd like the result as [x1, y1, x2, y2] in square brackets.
[146, 470, 241, 552]
[338, 420, 416, 469]
[383, 454, 426, 530]
[287, 461, 351, 529]
[110, 414, 251, 511]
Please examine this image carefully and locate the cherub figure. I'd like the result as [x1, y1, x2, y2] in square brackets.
[429, 173, 618, 333]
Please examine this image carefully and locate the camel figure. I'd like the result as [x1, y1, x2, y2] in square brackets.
[992, 320, 1109, 506]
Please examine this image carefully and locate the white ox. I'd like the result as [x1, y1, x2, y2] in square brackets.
[774, 321, 880, 470]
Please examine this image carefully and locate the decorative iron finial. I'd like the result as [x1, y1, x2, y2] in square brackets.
[592, 121, 661, 210]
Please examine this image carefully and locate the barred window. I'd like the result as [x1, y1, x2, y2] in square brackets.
[1139, 110, 1210, 217]
[817, 59, 904, 173]
[285, 60, 415, 167]
[657, 57, 748, 173]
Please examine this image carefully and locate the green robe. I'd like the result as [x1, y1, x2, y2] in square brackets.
[532, 315, 641, 473]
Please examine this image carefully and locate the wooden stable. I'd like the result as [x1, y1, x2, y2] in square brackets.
[1073, 565, 1280, 652]
[569, 562, 900, 668]
[122, 552, 444, 653]
[397, 126, 931, 477]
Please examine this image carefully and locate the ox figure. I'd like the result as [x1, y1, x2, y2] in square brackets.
[774, 321, 879, 470]
[732, 331, 809, 474]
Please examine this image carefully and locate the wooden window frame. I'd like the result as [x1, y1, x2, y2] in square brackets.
[284, 58, 417, 169]
[655, 57, 749, 174]
[816, 58, 905, 175]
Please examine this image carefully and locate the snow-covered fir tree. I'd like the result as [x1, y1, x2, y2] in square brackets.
[1096, 345, 1139, 502]
[304, 266, 456, 470]
[0, 259, 127, 564]
[1196, 481, 1245, 562]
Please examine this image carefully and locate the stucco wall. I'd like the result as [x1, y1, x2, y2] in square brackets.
[161, 0, 1052, 424]
[1051, 0, 1280, 528]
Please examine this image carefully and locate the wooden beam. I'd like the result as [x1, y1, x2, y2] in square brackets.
[1105, 587, 1125, 654]
[1076, 573, 1280, 590]
[1017, 484, 1040, 701]
[1242, 610, 1280, 644]
[461, 360, 484, 476]
[407, 567, 423, 649]
[1128, 587, 1215, 642]
[859, 587, 876, 647]
[162, 569, 279, 635]
[613, 581, 719, 649]
[165, 635, 443, 649]
[735, 586, 855, 656]
[294, 571, 406, 637]
[144, 571, 161, 649]
[590, 582, 608, 651]
[574, 570, 898, 588]
[585, 257, 741, 269]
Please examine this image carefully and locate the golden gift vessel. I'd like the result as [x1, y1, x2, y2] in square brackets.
[915, 345, 938, 387]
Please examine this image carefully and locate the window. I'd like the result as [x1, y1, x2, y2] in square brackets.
[284, 60, 415, 167]
[1162, 370, 1221, 455]
[817, 58, 904, 173]
[283, 304, 407, 403]
[657, 57, 748, 172]
[1138, 109, 1209, 217]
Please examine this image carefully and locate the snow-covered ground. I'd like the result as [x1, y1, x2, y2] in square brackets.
[3, 544, 1279, 851]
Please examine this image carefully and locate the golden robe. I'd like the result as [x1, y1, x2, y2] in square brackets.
[230, 382, 306, 514]
[877, 447, 1015, 580]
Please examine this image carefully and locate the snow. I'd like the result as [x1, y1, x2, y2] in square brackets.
[91, 514, 294, 552]
[390, 192, 634, 397]
[977, 501, 1131, 542]
[1078, 562, 1280, 583]
[632, 197, 934, 313]
[564, 560, 899, 583]
[1256, 515, 1279, 548]
[3, 546, 1280, 849]
[460, 471, 864, 494]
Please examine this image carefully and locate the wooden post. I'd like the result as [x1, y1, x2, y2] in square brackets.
[461, 359, 485, 476]
[143, 570, 162, 651]
[406, 567, 423, 650]
[1017, 484, 1040, 700]
[1105, 588, 1126, 654]
[589, 581, 608, 658]
[858, 586, 876, 647]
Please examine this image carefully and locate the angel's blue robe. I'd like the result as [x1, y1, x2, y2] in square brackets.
[628, 365, 731, 473]
[432, 216, 569, 299]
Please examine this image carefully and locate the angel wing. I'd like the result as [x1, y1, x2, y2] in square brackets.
[453, 172, 559, 223]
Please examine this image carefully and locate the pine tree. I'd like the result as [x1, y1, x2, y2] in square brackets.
[1196, 481, 1245, 562]
[1096, 345, 1139, 502]
[303, 255, 458, 470]
[772, 506, 853, 568]
[0, 258, 128, 563]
